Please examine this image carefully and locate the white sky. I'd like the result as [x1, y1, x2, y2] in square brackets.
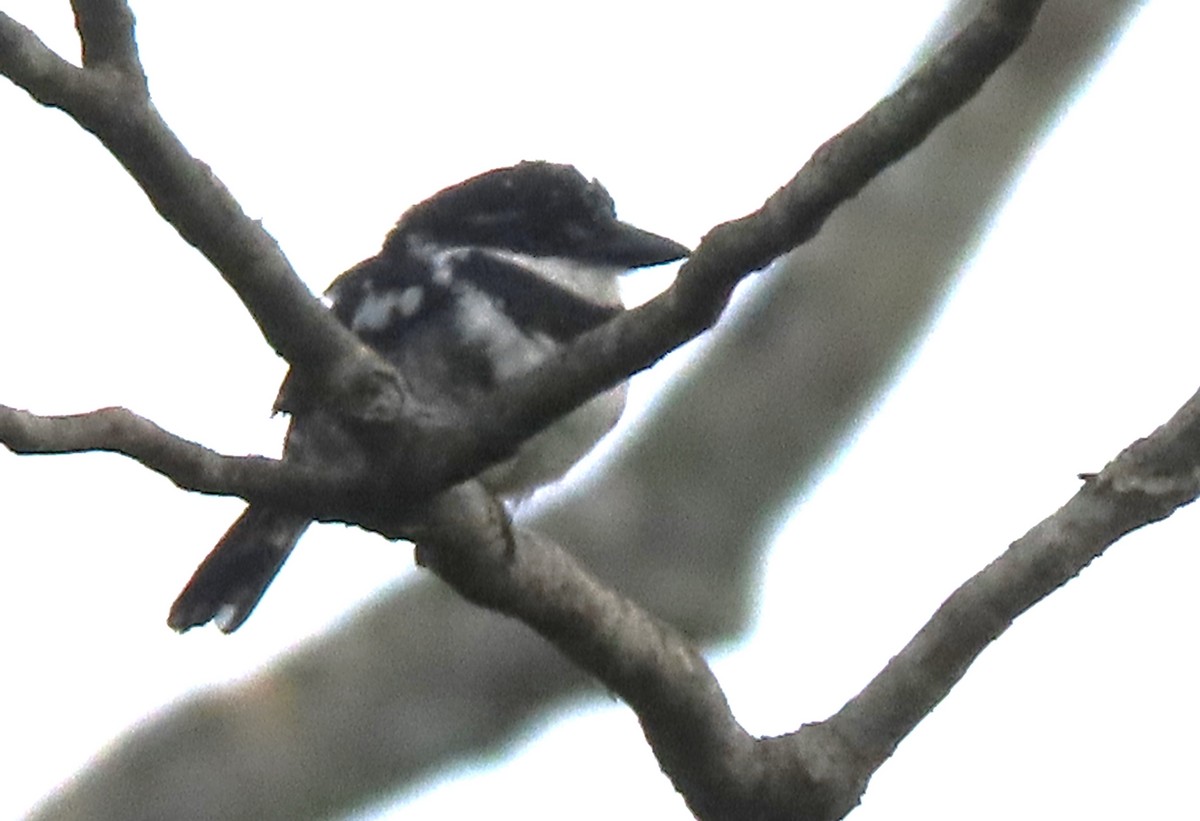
[2, 2, 1198, 819]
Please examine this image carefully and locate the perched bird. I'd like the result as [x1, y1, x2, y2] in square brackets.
[168, 161, 689, 633]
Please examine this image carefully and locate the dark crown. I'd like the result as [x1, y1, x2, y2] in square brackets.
[381, 161, 689, 266]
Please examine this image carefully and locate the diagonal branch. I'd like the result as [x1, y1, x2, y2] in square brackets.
[467, 0, 1047, 477]
[0, 0, 1050, 528]
[0, 13, 89, 106]
[0, 404, 339, 512]
[826, 384, 1200, 772]
[416, 381, 1200, 819]
[17, 0, 1147, 815]
[416, 484, 792, 819]
[11, 0, 1164, 819]
[72, 0, 142, 78]
[0, 3, 402, 427]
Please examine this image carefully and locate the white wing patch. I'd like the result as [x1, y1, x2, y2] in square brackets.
[349, 283, 426, 333]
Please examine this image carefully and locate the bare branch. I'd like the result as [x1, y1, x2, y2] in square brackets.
[672, 0, 1044, 310]
[466, 0, 1048, 479]
[426, 377, 1200, 816]
[416, 484, 794, 819]
[0, 13, 90, 107]
[0, 0, 1049, 515]
[0, 5, 401, 427]
[418, 389, 1200, 819]
[13, 0, 1171, 819]
[7, 0, 1155, 816]
[72, 0, 143, 79]
[825, 384, 1200, 772]
[0, 404, 347, 513]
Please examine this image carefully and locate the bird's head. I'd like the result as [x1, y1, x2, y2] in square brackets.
[386, 161, 689, 268]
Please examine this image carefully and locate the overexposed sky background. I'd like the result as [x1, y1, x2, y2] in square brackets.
[2, 2, 1197, 819]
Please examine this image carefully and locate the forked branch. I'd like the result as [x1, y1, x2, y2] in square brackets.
[9, 2, 1153, 820]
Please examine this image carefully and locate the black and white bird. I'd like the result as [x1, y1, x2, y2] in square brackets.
[168, 161, 689, 633]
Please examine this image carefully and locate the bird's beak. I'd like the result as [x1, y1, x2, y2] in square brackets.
[601, 221, 691, 269]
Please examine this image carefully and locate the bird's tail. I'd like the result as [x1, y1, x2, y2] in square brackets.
[168, 506, 310, 633]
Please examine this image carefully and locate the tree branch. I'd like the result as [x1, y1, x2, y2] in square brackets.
[466, 0, 1047, 478]
[11, 0, 1169, 819]
[0, 2, 402, 428]
[419, 389, 1200, 821]
[416, 484, 799, 819]
[417, 380, 1200, 818]
[0, 13, 90, 107]
[826, 384, 1200, 772]
[0, 0, 1051, 531]
[72, 0, 142, 78]
[0, 404, 340, 511]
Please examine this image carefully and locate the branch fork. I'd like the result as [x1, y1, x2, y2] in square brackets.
[12, 3, 1191, 820]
